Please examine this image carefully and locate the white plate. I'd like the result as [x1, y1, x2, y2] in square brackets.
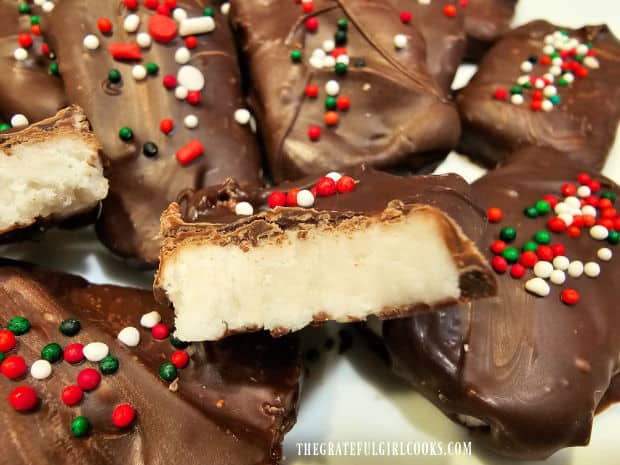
[1, 1, 619, 463]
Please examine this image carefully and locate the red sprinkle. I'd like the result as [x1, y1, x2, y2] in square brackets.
[162, 74, 177, 89]
[185, 36, 198, 49]
[602, 208, 617, 219]
[536, 245, 554, 261]
[493, 88, 508, 100]
[61, 385, 83, 406]
[148, 14, 178, 43]
[324, 111, 339, 126]
[268, 191, 287, 209]
[336, 96, 350, 111]
[176, 140, 204, 165]
[156, 3, 170, 15]
[519, 251, 538, 268]
[151, 323, 170, 340]
[531, 100, 542, 111]
[1, 355, 27, 379]
[160, 118, 174, 135]
[561, 289, 580, 305]
[336, 176, 355, 193]
[64, 343, 85, 364]
[97, 18, 113, 34]
[40, 43, 50, 56]
[31, 24, 41, 36]
[443, 4, 457, 17]
[108, 43, 142, 61]
[599, 198, 613, 210]
[614, 218, 620, 231]
[597, 218, 614, 230]
[305, 84, 319, 98]
[302, 1, 314, 13]
[0, 329, 16, 352]
[305, 17, 319, 32]
[286, 189, 300, 207]
[492, 256, 508, 274]
[510, 264, 526, 279]
[400, 10, 412, 24]
[77, 368, 101, 391]
[486, 207, 503, 223]
[577, 173, 591, 185]
[171, 350, 189, 368]
[164, 0, 177, 7]
[112, 404, 136, 428]
[18, 33, 33, 48]
[539, 55, 551, 65]
[543, 194, 559, 208]
[550, 243, 566, 257]
[145, 0, 159, 9]
[561, 183, 577, 197]
[186, 90, 202, 105]
[331, 47, 347, 58]
[124, 0, 138, 10]
[588, 180, 601, 192]
[8, 386, 38, 411]
[548, 217, 567, 233]
[532, 90, 544, 101]
[490, 240, 507, 254]
[567, 226, 581, 238]
[308, 125, 321, 141]
[572, 215, 584, 228]
[316, 177, 337, 197]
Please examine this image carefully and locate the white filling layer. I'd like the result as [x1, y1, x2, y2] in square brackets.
[161, 213, 462, 341]
[0, 136, 108, 232]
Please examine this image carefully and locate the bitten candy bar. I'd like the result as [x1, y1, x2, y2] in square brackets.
[155, 166, 496, 341]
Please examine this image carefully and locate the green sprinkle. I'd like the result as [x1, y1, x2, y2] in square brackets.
[119, 127, 133, 141]
[159, 362, 177, 382]
[535, 200, 551, 215]
[17, 2, 30, 14]
[608, 230, 620, 245]
[325, 96, 337, 110]
[511, 86, 523, 95]
[99, 355, 119, 375]
[0, 123, 11, 132]
[203, 7, 214, 16]
[290, 49, 302, 63]
[524, 206, 539, 218]
[169, 335, 189, 349]
[558, 78, 569, 87]
[0, 353, 5, 363]
[30, 15, 41, 25]
[59, 319, 81, 336]
[502, 247, 520, 263]
[108, 69, 122, 83]
[8, 317, 30, 335]
[534, 230, 551, 245]
[337, 18, 348, 31]
[523, 81, 532, 89]
[522, 241, 538, 252]
[499, 226, 517, 242]
[48, 62, 59, 76]
[146, 62, 159, 75]
[335, 62, 347, 75]
[71, 416, 90, 437]
[550, 95, 561, 105]
[334, 29, 347, 46]
[41, 343, 63, 363]
[601, 191, 617, 203]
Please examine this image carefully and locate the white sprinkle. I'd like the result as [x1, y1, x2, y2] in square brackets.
[544, 34, 554, 45]
[312, 48, 326, 59]
[543, 44, 555, 55]
[550, 65, 562, 76]
[118, 327, 140, 347]
[535, 78, 546, 89]
[179, 17, 215, 36]
[220, 2, 230, 14]
[550, 269, 566, 285]
[123, 14, 140, 33]
[393, 34, 407, 49]
[325, 80, 340, 96]
[14, 48, 28, 61]
[543, 73, 555, 83]
[418, 0, 431, 4]
[175, 47, 191, 64]
[132, 64, 147, 80]
[137, 32, 152, 48]
[517, 75, 529, 86]
[563, 73, 575, 84]
[534, 261, 554, 279]
[336, 54, 350, 66]
[552, 57, 564, 66]
[525, 277, 550, 297]
[584, 56, 599, 69]
[249, 115, 257, 134]
[520, 61, 533, 73]
[83, 34, 100, 50]
[10, 114, 29, 128]
[584, 262, 601, 278]
[510, 94, 524, 105]
[558, 213, 573, 226]
[581, 205, 597, 217]
[172, 8, 188, 22]
[590, 225, 609, 240]
[34, 0, 46, 5]
[184, 114, 199, 129]
[297, 190, 315, 207]
[577, 185, 591, 198]
[323, 55, 336, 68]
[564, 196, 581, 209]
[554, 202, 571, 215]
[42, 1, 54, 12]
[140, 311, 162, 328]
[30, 360, 52, 380]
[322, 39, 335, 52]
[542, 100, 553, 112]
[553, 256, 570, 271]
[576, 44, 589, 56]
[326, 172, 342, 182]
[234, 108, 251, 125]
[83, 342, 109, 362]
[543, 85, 557, 97]
[235, 202, 254, 216]
[567, 260, 584, 278]
[174, 86, 188, 100]
[597, 248, 613, 261]
[309, 56, 324, 69]
[177, 65, 205, 91]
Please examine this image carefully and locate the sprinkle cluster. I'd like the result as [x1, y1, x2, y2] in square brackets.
[493, 30, 600, 111]
[1, 315, 135, 436]
[487, 172, 617, 305]
[399, 0, 467, 25]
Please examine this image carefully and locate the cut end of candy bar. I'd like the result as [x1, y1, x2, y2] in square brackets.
[0, 106, 108, 236]
[156, 198, 495, 341]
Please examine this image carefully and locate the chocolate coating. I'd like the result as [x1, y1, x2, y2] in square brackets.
[230, 0, 461, 182]
[389, 0, 466, 92]
[457, 21, 620, 169]
[0, 0, 66, 121]
[0, 260, 301, 465]
[45, 0, 263, 266]
[384, 147, 620, 459]
[463, 0, 516, 60]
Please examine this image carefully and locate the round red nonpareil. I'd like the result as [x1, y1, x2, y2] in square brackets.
[8, 386, 38, 411]
[61, 385, 84, 406]
[0, 329, 16, 352]
[1, 355, 27, 379]
[112, 404, 136, 428]
[64, 343, 85, 364]
[77, 368, 101, 391]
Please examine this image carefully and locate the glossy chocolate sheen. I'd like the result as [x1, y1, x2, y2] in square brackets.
[464, 0, 516, 60]
[0, 0, 66, 121]
[230, 0, 461, 183]
[457, 21, 620, 169]
[0, 260, 301, 465]
[384, 147, 620, 459]
[44, 0, 263, 266]
[389, 0, 466, 92]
